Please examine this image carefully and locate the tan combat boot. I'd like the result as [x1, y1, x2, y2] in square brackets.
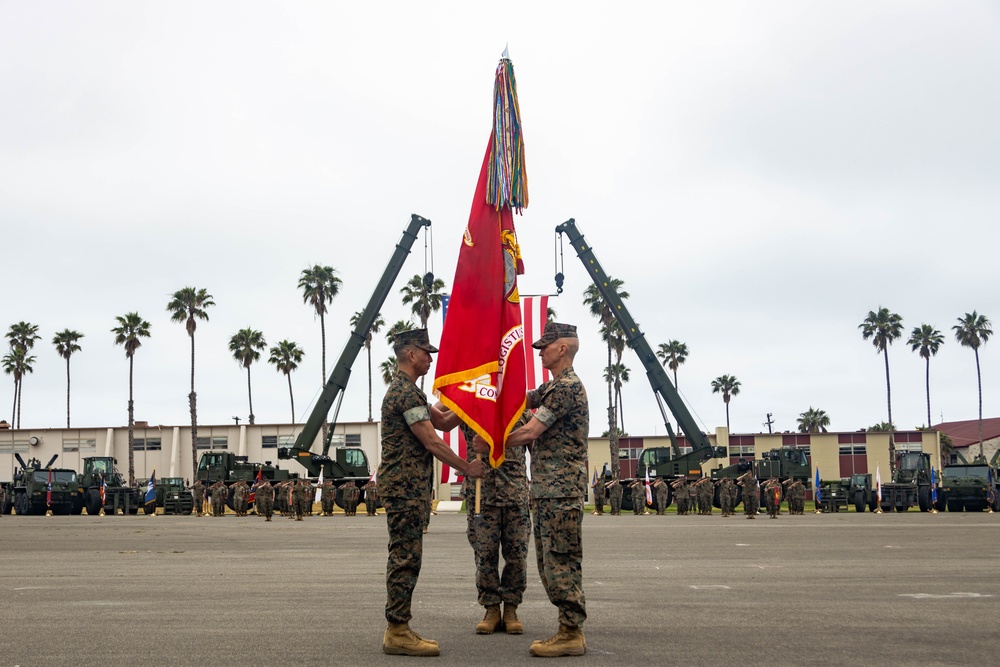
[383, 622, 440, 656]
[475, 604, 502, 634]
[529, 625, 586, 657]
[502, 604, 524, 634]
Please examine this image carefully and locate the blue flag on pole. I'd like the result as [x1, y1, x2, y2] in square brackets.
[814, 467, 822, 505]
[145, 470, 156, 505]
[931, 467, 937, 506]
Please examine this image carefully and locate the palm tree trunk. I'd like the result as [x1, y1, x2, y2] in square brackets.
[16, 376, 22, 429]
[725, 399, 730, 431]
[976, 347, 983, 457]
[883, 348, 895, 473]
[127, 358, 135, 487]
[247, 366, 255, 425]
[320, 312, 328, 444]
[287, 373, 295, 423]
[924, 357, 931, 430]
[10, 379, 16, 425]
[606, 340, 618, 479]
[190, 332, 199, 481]
[673, 368, 678, 390]
[367, 344, 373, 422]
[66, 358, 71, 428]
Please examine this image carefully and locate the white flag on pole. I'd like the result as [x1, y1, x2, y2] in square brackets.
[315, 468, 323, 504]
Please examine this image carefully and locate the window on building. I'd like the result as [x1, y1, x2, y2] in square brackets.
[63, 438, 97, 453]
[839, 444, 868, 476]
[262, 435, 296, 449]
[346, 433, 361, 447]
[196, 436, 228, 450]
[0, 439, 29, 453]
[133, 438, 161, 451]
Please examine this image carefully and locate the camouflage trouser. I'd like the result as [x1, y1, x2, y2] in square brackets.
[700, 493, 713, 515]
[721, 497, 733, 516]
[533, 498, 587, 629]
[465, 501, 529, 607]
[744, 493, 759, 515]
[383, 498, 429, 624]
[258, 498, 273, 519]
[321, 498, 334, 515]
[632, 490, 645, 514]
[367, 496, 378, 516]
[593, 495, 604, 514]
[421, 499, 431, 530]
[609, 492, 622, 515]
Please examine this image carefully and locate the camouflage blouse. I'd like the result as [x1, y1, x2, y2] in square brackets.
[377, 370, 433, 506]
[526, 366, 589, 501]
[461, 412, 530, 507]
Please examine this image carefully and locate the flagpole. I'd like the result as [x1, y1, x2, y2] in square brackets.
[475, 454, 482, 515]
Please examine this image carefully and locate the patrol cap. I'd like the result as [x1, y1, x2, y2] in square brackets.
[532, 322, 578, 349]
[393, 328, 439, 353]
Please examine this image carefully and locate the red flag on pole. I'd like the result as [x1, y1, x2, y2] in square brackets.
[433, 54, 529, 469]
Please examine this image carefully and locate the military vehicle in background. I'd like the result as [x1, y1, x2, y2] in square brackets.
[76, 456, 141, 515]
[196, 451, 294, 510]
[709, 447, 812, 508]
[816, 474, 878, 512]
[879, 451, 937, 512]
[2, 454, 80, 515]
[555, 219, 726, 512]
[941, 451, 1000, 512]
[276, 215, 431, 509]
[148, 477, 194, 515]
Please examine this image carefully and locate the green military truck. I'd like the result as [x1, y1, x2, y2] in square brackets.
[818, 474, 878, 512]
[148, 477, 194, 515]
[76, 456, 141, 515]
[2, 454, 80, 515]
[879, 451, 937, 512]
[941, 452, 1000, 512]
[709, 447, 812, 508]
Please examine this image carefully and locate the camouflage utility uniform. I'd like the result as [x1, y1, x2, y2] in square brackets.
[292, 480, 306, 521]
[320, 480, 335, 516]
[256, 480, 274, 520]
[630, 481, 646, 515]
[210, 481, 227, 517]
[786, 480, 805, 515]
[233, 481, 248, 517]
[461, 418, 530, 620]
[719, 478, 735, 517]
[192, 480, 205, 517]
[653, 479, 668, 515]
[608, 479, 622, 515]
[673, 479, 689, 515]
[363, 479, 378, 516]
[343, 483, 360, 516]
[740, 473, 759, 519]
[591, 476, 605, 515]
[377, 369, 437, 625]
[696, 478, 714, 515]
[528, 365, 589, 631]
[763, 478, 781, 518]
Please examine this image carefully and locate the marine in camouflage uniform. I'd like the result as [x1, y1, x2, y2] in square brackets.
[762, 478, 781, 518]
[377, 328, 486, 657]
[591, 474, 606, 515]
[363, 478, 378, 516]
[607, 478, 623, 515]
[344, 483, 360, 516]
[256, 479, 275, 520]
[719, 478, 736, 517]
[739, 471, 759, 519]
[292, 480, 307, 521]
[233, 481, 248, 517]
[785, 479, 805, 515]
[671, 479, 689, 515]
[653, 478, 668, 515]
[630, 480, 646, 515]
[320, 479, 335, 516]
[457, 414, 530, 636]
[695, 478, 714, 515]
[488, 322, 588, 657]
[210, 481, 227, 517]
[192, 480, 205, 517]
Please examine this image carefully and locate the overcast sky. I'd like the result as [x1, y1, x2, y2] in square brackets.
[1, 1, 998, 440]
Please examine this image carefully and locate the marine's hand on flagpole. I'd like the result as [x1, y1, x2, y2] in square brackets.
[465, 458, 487, 479]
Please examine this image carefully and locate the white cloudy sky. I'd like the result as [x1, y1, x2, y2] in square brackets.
[1, 1, 998, 439]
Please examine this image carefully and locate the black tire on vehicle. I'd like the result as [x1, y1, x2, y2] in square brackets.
[947, 500, 963, 513]
[128, 504, 139, 515]
[85, 489, 103, 515]
[2, 497, 13, 515]
[868, 497, 878, 512]
[855, 498, 866, 513]
[620, 490, 635, 512]
[143, 501, 156, 515]
[918, 486, 931, 512]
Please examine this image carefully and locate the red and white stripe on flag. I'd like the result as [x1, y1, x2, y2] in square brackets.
[440, 428, 469, 484]
[521, 295, 551, 391]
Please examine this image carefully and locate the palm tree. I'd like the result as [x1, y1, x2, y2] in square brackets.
[268, 340, 304, 423]
[52, 329, 84, 428]
[399, 274, 445, 389]
[112, 312, 151, 485]
[907, 324, 944, 430]
[2, 348, 36, 428]
[600, 321, 627, 431]
[656, 340, 688, 389]
[299, 265, 342, 441]
[583, 279, 629, 478]
[859, 307, 904, 471]
[5, 322, 41, 428]
[603, 362, 631, 434]
[350, 309, 385, 421]
[546, 306, 557, 322]
[380, 356, 398, 386]
[953, 311, 993, 460]
[797, 407, 830, 433]
[166, 286, 215, 479]
[229, 328, 267, 425]
[866, 421, 896, 432]
[386, 320, 415, 346]
[711, 374, 741, 431]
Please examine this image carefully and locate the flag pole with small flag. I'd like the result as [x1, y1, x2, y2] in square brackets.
[144, 469, 157, 515]
[644, 467, 653, 507]
[930, 467, 938, 513]
[813, 467, 822, 514]
[249, 466, 262, 509]
[99, 473, 107, 516]
[315, 467, 324, 505]
[45, 468, 53, 517]
[874, 464, 883, 514]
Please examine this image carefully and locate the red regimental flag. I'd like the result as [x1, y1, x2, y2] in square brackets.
[432, 145, 527, 468]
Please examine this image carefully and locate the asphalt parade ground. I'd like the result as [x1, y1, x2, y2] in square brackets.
[2, 509, 998, 667]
